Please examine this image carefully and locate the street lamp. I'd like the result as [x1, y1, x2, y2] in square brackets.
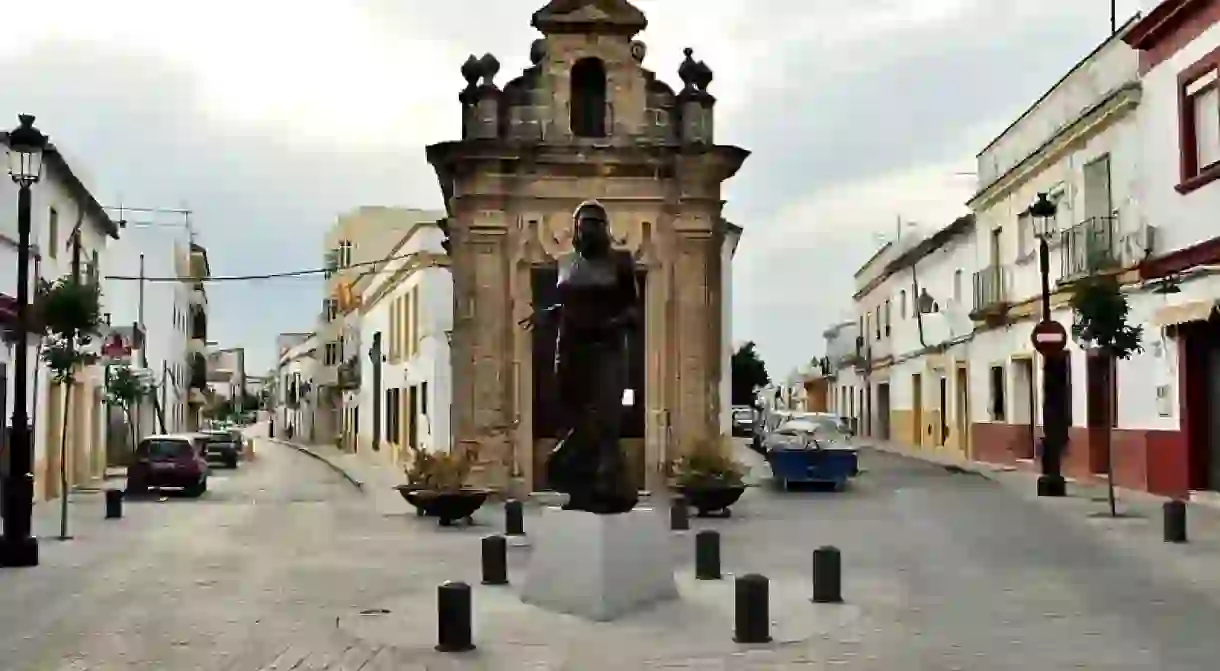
[1, 114, 48, 567]
[1030, 192, 1068, 497]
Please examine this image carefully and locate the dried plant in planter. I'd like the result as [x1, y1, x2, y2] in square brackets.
[671, 437, 746, 489]
[404, 445, 478, 493]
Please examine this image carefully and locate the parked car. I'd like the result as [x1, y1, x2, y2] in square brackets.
[126, 434, 209, 496]
[764, 416, 859, 490]
[731, 406, 755, 437]
[199, 430, 241, 468]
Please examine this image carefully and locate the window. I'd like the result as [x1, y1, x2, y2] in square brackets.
[570, 57, 608, 138]
[385, 388, 401, 445]
[1178, 53, 1220, 192]
[337, 240, 353, 267]
[884, 299, 891, 336]
[322, 298, 338, 321]
[1017, 211, 1035, 259]
[989, 365, 1006, 421]
[953, 270, 963, 303]
[420, 380, 428, 416]
[874, 306, 881, 340]
[324, 342, 340, 366]
[899, 290, 907, 319]
[47, 207, 58, 259]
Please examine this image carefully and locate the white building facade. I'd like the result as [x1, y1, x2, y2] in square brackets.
[274, 334, 318, 442]
[1117, 0, 1220, 497]
[961, 21, 1155, 482]
[0, 141, 120, 502]
[355, 221, 452, 472]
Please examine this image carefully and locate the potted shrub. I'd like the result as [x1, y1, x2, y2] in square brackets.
[670, 437, 749, 518]
[394, 445, 490, 526]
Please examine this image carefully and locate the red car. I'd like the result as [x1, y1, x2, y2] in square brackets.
[126, 434, 209, 497]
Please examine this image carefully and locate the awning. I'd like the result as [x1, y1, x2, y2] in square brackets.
[1154, 300, 1219, 327]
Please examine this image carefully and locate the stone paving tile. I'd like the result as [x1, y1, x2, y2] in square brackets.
[10, 436, 1220, 669]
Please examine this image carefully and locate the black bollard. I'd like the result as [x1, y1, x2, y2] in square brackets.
[670, 495, 690, 531]
[695, 530, 721, 580]
[104, 488, 123, 519]
[811, 545, 842, 603]
[505, 499, 525, 536]
[733, 573, 772, 644]
[435, 581, 475, 652]
[1164, 500, 1188, 543]
[481, 535, 509, 585]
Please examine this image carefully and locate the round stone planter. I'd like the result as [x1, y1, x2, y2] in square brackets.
[395, 486, 490, 526]
[675, 484, 747, 518]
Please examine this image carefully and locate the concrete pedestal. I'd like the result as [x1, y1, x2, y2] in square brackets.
[520, 506, 678, 621]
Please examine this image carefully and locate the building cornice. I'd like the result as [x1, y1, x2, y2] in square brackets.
[967, 82, 1141, 211]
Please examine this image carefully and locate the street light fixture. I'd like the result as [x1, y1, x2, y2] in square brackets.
[1030, 192, 1068, 497]
[1, 114, 49, 567]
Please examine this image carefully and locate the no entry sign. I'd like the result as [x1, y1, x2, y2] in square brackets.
[1030, 320, 1068, 355]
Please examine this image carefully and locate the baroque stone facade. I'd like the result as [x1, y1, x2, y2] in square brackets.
[426, 0, 748, 493]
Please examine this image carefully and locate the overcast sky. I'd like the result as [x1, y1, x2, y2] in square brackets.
[0, 0, 1143, 376]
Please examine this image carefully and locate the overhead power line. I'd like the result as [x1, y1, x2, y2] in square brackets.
[103, 253, 417, 283]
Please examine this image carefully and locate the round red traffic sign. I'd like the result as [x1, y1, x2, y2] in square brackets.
[1030, 320, 1068, 355]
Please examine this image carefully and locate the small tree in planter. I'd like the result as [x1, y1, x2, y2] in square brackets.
[1070, 272, 1142, 517]
[105, 365, 152, 468]
[670, 437, 749, 517]
[396, 445, 488, 526]
[38, 276, 104, 540]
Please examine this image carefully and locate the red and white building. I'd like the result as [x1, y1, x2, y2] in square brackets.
[1120, 0, 1220, 497]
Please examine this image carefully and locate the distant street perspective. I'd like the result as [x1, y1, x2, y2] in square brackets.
[5, 0, 1220, 669]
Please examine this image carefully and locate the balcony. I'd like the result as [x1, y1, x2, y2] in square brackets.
[970, 266, 1010, 321]
[337, 356, 361, 390]
[1060, 214, 1120, 282]
[189, 353, 208, 390]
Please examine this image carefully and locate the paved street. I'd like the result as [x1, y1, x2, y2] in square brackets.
[3, 439, 1220, 669]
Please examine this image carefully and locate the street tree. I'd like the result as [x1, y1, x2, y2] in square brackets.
[1070, 271, 1143, 517]
[105, 364, 153, 469]
[731, 341, 771, 407]
[38, 275, 103, 539]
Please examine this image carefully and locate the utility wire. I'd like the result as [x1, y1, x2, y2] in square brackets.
[103, 252, 419, 283]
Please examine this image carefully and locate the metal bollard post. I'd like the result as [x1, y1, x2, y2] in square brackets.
[104, 488, 123, 519]
[1163, 500, 1188, 543]
[695, 530, 721, 580]
[670, 495, 690, 531]
[481, 535, 509, 585]
[811, 545, 842, 603]
[733, 573, 772, 644]
[505, 499, 525, 536]
[435, 581, 476, 652]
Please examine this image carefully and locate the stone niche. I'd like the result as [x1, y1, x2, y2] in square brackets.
[425, 0, 748, 494]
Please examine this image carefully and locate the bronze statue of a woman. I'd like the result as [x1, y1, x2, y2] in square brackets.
[520, 201, 640, 515]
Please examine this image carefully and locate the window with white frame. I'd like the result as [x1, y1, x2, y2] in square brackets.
[1189, 70, 1220, 172]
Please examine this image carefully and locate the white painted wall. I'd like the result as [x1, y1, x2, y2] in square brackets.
[1138, 21, 1220, 255]
[719, 225, 741, 435]
[0, 156, 116, 478]
[104, 226, 197, 437]
[274, 335, 318, 441]
[357, 224, 452, 454]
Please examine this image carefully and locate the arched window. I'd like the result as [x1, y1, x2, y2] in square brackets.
[570, 57, 607, 138]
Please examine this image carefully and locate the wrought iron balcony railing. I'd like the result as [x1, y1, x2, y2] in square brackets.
[1060, 214, 1120, 280]
[971, 265, 1009, 317]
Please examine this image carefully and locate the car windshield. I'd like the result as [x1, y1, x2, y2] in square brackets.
[733, 408, 752, 420]
[141, 439, 193, 460]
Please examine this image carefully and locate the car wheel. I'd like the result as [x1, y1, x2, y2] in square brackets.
[226, 457, 238, 469]
[185, 478, 207, 498]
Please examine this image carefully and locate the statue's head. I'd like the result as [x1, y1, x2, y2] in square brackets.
[572, 200, 611, 257]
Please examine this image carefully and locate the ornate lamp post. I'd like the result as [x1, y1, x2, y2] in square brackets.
[1030, 192, 1068, 497]
[1, 114, 48, 566]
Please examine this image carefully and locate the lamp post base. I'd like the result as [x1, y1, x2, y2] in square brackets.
[0, 535, 39, 567]
[1037, 474, 1067, 497]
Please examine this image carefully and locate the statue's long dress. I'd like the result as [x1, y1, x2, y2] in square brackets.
[546, 249, 639, 514]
